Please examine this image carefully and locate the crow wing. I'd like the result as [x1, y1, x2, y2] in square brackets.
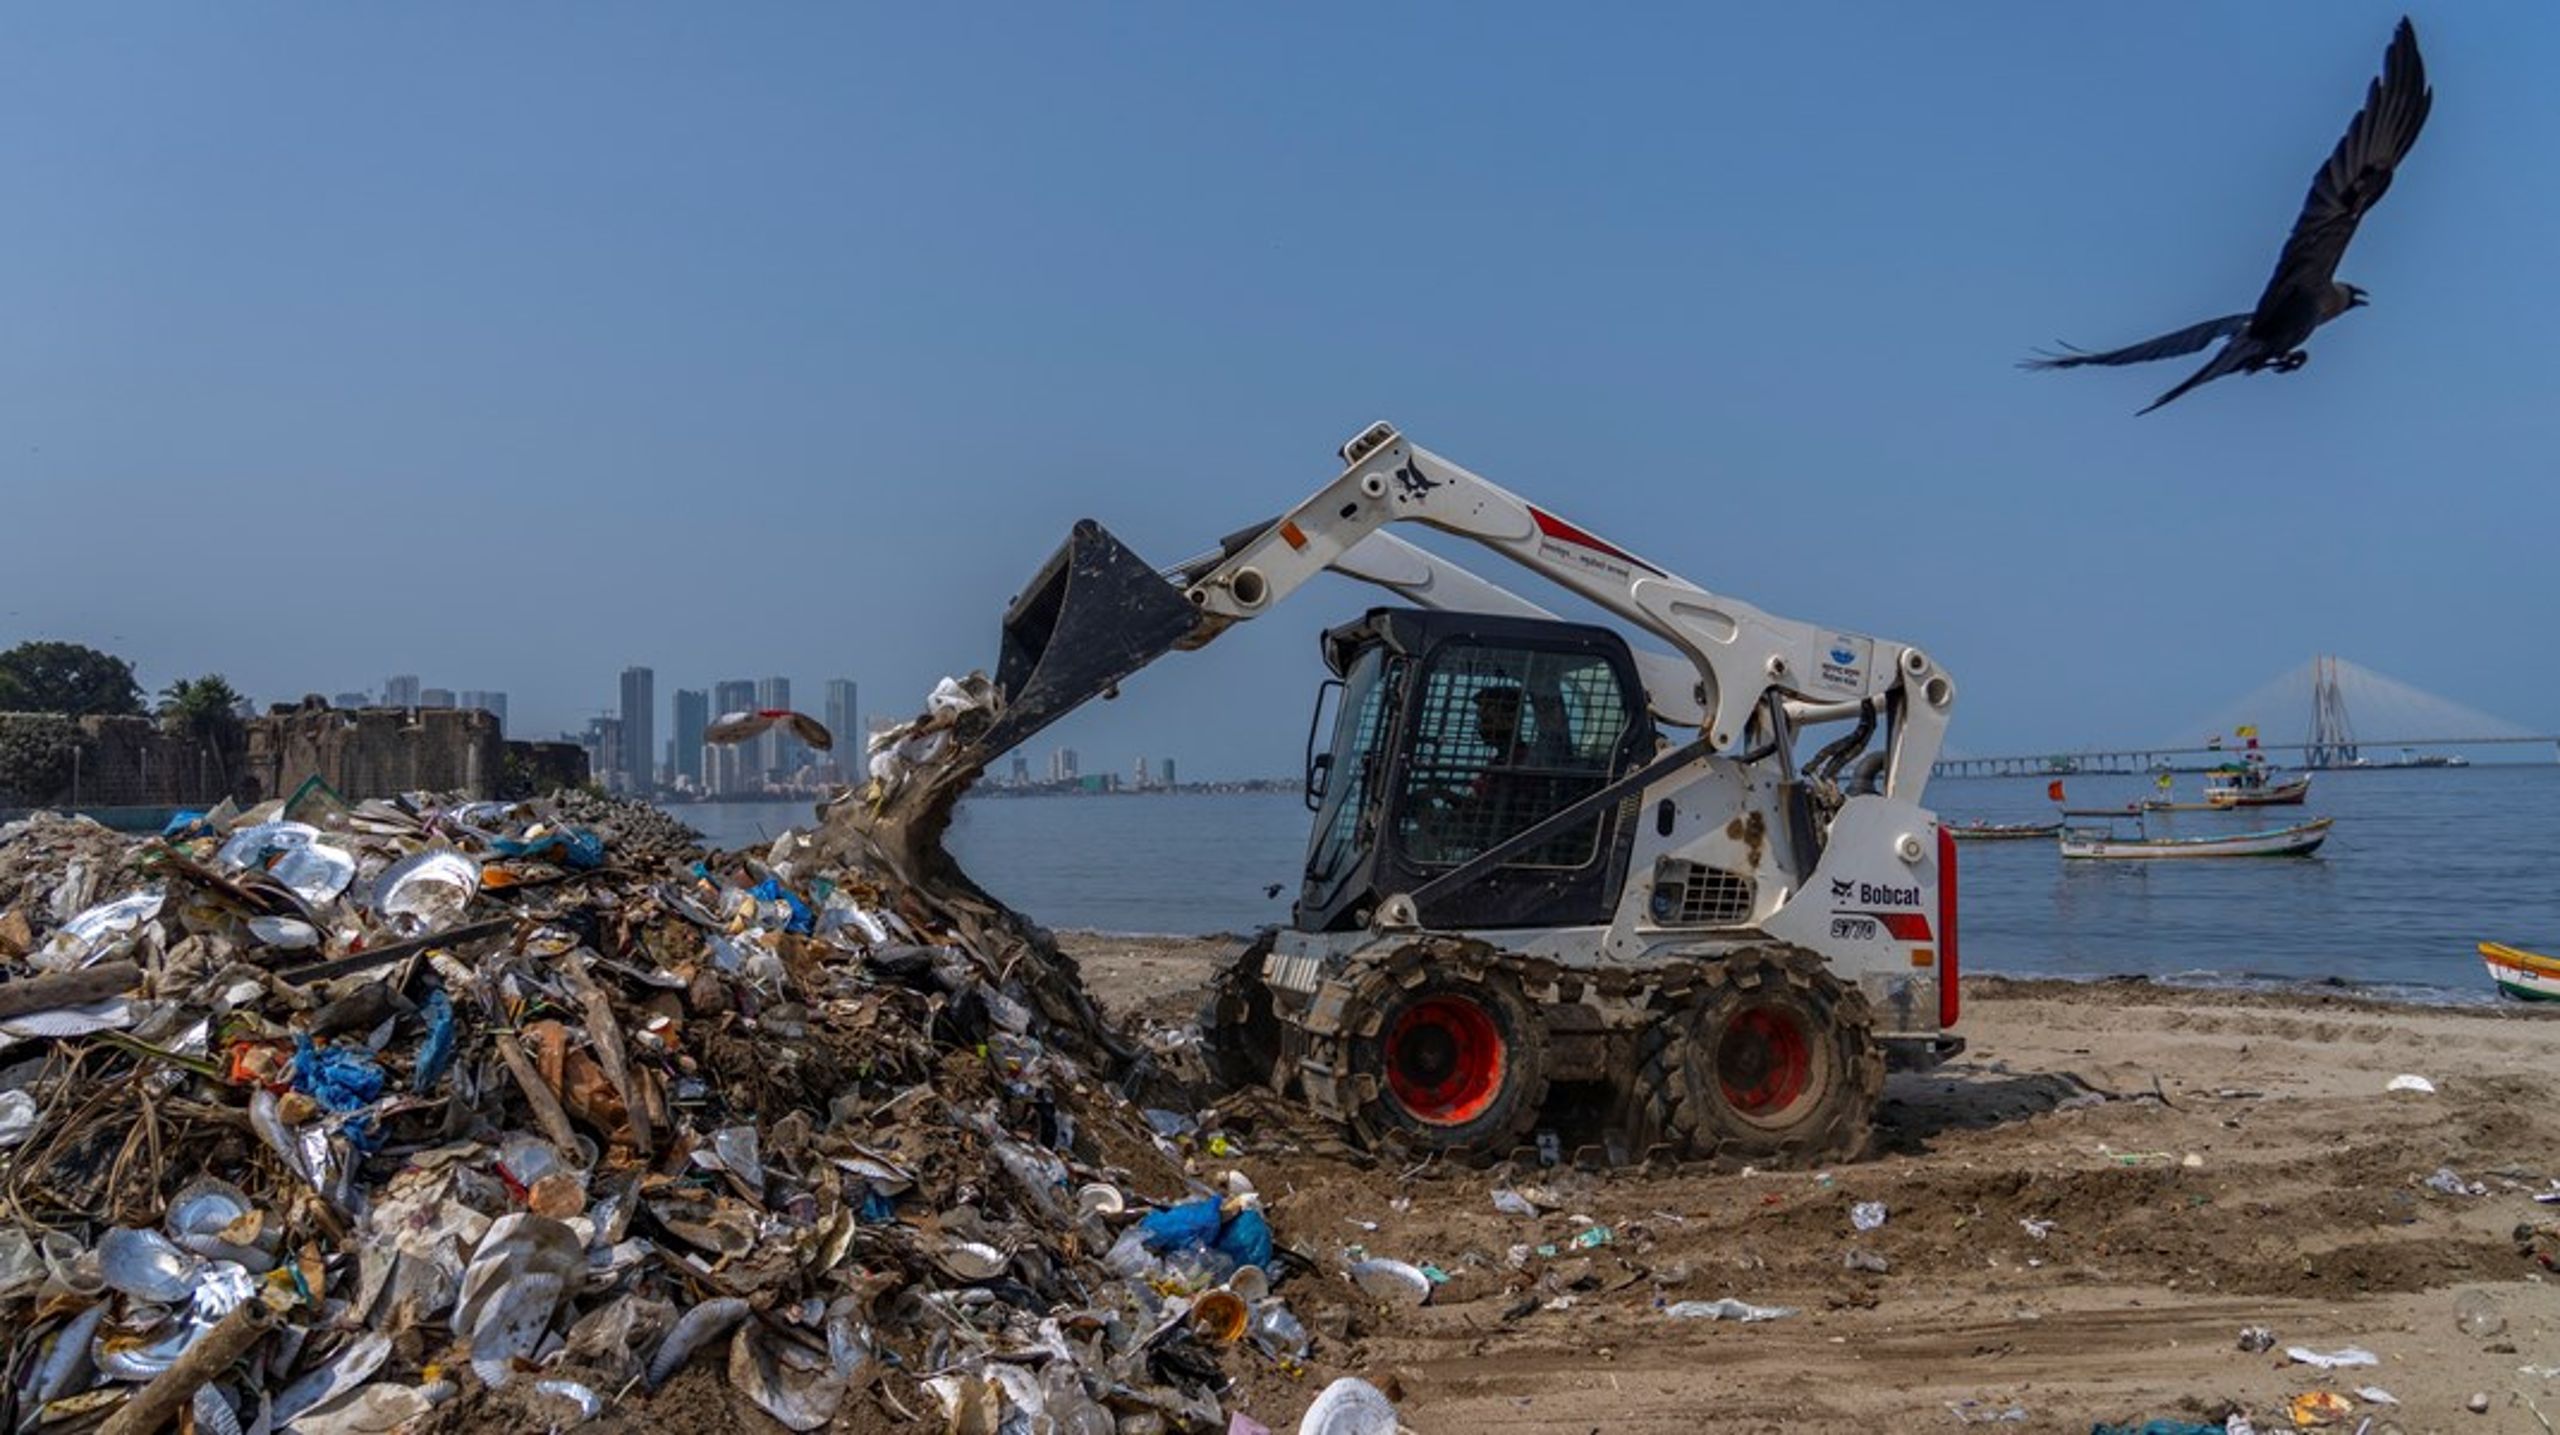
[2247, 17, 2431, 331]
[2020, 314, 2251, 370]
[2137, 335, 2273, 414]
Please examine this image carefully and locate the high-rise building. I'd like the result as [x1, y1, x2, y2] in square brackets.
[1160, 758, 1176, 788]
[420, 688, 456, 709]
[459, 690, 508, 735]
[823, 679, 858, 765]
[1049, 748, 1079, 783]
[332, 691, 372, 710]
[714, 680, 758, 788]
[619, 666, 655, 790]
[1008, 753, 1031, 787]
[1133, 756, 1151, 789]
[583, 715, 624, 791]
[757, 676, 793, 777]
[383, 675, 422, 707]
[673, 689, 710, 785]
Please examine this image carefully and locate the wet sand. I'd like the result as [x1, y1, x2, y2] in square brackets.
[1065, 933, 2560, 1433]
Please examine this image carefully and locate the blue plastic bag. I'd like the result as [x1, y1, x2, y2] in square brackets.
[1137, 1197, 1273, 1272]
[1137, 1199, 1226, 1254]
[293, 1035, 389, 1151]
[1214, 1205, 1273, 1270]
[749, 876, 814, 935]
[411, 989, 457, 1094]
[160, 810, 212, 840]
[492, 827, 606, 870]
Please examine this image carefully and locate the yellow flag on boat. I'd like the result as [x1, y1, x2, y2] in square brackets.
[2235, 724, 2258, 738]
[2155, 772, 2173, 790]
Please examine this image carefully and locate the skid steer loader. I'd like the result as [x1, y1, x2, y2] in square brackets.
[964, 422, 1961, 1164]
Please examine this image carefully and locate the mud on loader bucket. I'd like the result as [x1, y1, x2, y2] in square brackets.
[974, 519, 1203, 763]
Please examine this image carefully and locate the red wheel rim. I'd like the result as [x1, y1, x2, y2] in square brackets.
[1716, 1005, 1812, 1120]
[1384, 994, 1506, 1125]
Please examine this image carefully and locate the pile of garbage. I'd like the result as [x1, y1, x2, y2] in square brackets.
[0, 682, 1374, 1434]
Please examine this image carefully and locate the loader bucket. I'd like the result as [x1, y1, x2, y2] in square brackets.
[973, 519, 1201, 761]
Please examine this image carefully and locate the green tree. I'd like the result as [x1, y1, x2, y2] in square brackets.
[157, 674, 246, 739]
[0, 641, 144, 716]
[158, 675, 247, 797]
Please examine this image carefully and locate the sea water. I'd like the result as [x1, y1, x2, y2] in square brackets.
[673, 764, 2560, 1003]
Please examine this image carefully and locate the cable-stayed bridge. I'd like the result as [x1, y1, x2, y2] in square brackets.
[1933, 655, 2558, 778]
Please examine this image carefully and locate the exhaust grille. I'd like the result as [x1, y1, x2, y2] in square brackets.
[1647, 859, 1755, 928]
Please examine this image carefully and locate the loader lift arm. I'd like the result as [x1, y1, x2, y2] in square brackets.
[979, 421, 1953, 802]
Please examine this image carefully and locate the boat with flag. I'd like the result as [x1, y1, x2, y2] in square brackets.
[2478, 942, 2560, 1002]
[2204, 763, 2311, 808]
[2058, 813, 2332, 860]
[1947, 820, 2062, 841]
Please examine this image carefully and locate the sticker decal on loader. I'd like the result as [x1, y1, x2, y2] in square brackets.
[1816, 632, 1871, 693]
[1392, 457, 1443, 502]
[1829, 908, 1933, 942]
[1526, 506, 1665, 581]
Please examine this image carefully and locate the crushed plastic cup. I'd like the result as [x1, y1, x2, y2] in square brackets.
[2385, 1073, 2435, 1094]
[1664, 1297, 1796, 1322]
[1347, 1258, 1432, 1307]
[0, 1089, 36, 1148]
[1190, 1287, 1250, 1343]
[1297, 1376, 1398, 1435]
[2285, 1345, 2379, 1369]
[1251, 1301, 1311, 1359]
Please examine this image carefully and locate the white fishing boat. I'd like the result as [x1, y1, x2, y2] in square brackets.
[2058, 815, 2332, 860]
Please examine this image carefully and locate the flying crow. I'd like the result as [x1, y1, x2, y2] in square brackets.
[2026, 17, 2431, 413]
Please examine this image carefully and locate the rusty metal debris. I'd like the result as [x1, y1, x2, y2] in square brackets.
[0, 682, 1355, 1432]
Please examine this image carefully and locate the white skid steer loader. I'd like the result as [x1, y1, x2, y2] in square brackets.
[965, 422, 1962, 1165]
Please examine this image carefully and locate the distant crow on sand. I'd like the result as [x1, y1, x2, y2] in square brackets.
[2025, 17, 2431, 414]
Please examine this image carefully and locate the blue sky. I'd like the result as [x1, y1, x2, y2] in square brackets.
[6, 4, 2555, 776]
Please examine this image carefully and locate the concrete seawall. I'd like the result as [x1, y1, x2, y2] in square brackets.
[0, 704, 587, 807]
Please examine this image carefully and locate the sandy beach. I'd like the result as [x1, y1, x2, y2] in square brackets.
[1066, 934, 2560, 1433]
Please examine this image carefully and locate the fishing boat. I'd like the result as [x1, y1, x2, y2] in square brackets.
[2203, 761, 2311, 809]
[2478, 942, 2560, 1002]
[2058, 814, 2332, 860]
[1947, 820, 2061, 840]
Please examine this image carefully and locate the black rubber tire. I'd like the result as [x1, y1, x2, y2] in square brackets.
[1625, 946, 1883, 1166]
[1198, 932, 1281, 1093]
[1336, 941, 1549, 1159]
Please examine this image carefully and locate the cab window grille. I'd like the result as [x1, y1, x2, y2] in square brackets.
[1396, 644, 1629, 869]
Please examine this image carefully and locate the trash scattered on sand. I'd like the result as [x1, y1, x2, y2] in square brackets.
[1297, 1376, 1398, 1434]
[2427, 1166, 2489, 1197]
[0, 681, 1339, 1433]
[2385, 1073, 2436, 1094]
[1850, 1200, 1887, 1232]
[1663, 1297, 1795, 1322]
[1346, 1258, 1433, 1308]
[2020, 1217, 2055, 1240]
[2286, 1390, 2353, 1426]
[2286, 1345, 2380, 1370]
[2238, 1325, 2277, 1353]
[2355, 1386, 2398, 1406]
